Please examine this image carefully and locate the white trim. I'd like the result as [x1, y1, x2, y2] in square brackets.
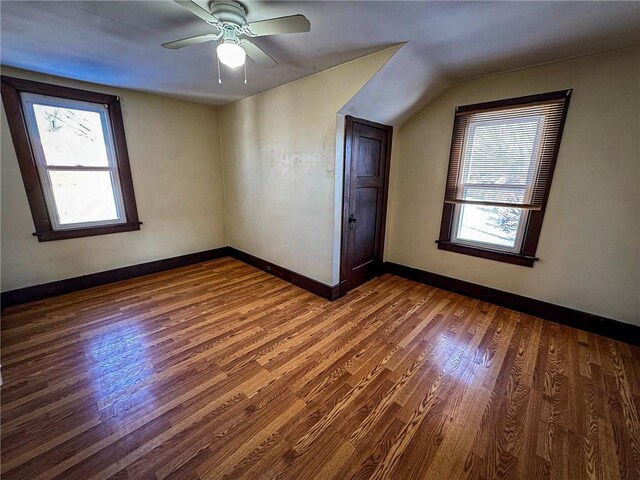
[450, 112, 544, 253]
[451, 203, 528, 253]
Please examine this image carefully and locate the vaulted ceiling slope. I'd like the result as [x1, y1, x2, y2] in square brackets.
[1, 1, 639, 109]
[340, 2, 640, 126]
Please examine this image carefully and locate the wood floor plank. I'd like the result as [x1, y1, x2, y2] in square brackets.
[1, 257, 638, 480]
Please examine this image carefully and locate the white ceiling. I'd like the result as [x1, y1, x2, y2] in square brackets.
[2, 1, 639, 107]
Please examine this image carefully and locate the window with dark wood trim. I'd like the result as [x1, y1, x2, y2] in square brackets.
[437, 90, 572, 267]
[1, 76, 141, 242]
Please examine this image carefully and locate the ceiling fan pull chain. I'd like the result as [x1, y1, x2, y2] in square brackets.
[244, 62, 247, 85]
[217, 55, 222, 84]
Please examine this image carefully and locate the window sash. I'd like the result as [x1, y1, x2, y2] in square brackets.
[20, 93, 127, 230]
[453, 115, 543, 209]
[451, 203, 529, 253]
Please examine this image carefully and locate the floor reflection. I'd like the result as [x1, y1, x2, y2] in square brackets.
[84, 323, 157, 416]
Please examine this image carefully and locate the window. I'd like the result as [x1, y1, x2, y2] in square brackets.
[1, 76, 140, 241]
[437, 90, 571, 267]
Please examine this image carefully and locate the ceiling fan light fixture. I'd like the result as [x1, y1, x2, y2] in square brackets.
[165, 0, 310, 71]
[217, 40, 246, 68]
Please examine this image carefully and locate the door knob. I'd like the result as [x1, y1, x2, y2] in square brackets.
[348, 214, 357, 230]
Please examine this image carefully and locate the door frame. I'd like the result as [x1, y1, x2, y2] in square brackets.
[339, 115, 393, 296]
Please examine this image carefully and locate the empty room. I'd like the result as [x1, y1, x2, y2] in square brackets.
[1, 1, 639, 479]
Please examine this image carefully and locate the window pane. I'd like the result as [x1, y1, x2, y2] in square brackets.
[32, 104, 110, 167]
[48, 170, 120, 225]
[462, 117, 541, 188]
[463, 185, 526, 204]
[456, 204, 523, 248]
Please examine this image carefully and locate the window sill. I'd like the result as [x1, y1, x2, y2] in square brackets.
[34, 222, 142, 242]
[435, 240, 538, 267]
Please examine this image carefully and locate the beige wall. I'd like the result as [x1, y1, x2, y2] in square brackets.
[1, 67, 227, 291]
[386, 48, 640, 325]
[219, 47, 397, 286]
[4, 47, 637, 325]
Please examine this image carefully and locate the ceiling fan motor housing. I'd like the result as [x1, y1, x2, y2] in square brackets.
[209, 1, 248, 27]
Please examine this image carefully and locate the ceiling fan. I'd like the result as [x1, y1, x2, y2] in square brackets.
[162, 0, 311, 70]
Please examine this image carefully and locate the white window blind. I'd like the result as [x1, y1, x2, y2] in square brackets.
[444, 92, 571, 210]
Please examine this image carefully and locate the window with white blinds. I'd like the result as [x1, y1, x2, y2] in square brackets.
[438, 90, 571, 266]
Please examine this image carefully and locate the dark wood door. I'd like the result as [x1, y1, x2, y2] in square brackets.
[340, 116, 392, 295]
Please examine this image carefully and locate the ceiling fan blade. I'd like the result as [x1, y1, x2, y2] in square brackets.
[241, 41, 277, 68]
[246, 14, 310, 37]
[162, 33, 219, 49]
[173, 0, 218, 24]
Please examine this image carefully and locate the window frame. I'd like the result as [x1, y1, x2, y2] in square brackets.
[436, 90, 572, 267]
[1, 76, 141, 242]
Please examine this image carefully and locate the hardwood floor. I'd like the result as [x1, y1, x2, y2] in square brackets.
[2, 257, 639, 480]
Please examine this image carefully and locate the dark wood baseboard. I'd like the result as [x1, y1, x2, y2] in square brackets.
[384, 261, 640, 346]
[227, 248, 341, 301]
[5, 248, 635, 345]
[1, 247, 232, 309]
[1, 246, 343, 309]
